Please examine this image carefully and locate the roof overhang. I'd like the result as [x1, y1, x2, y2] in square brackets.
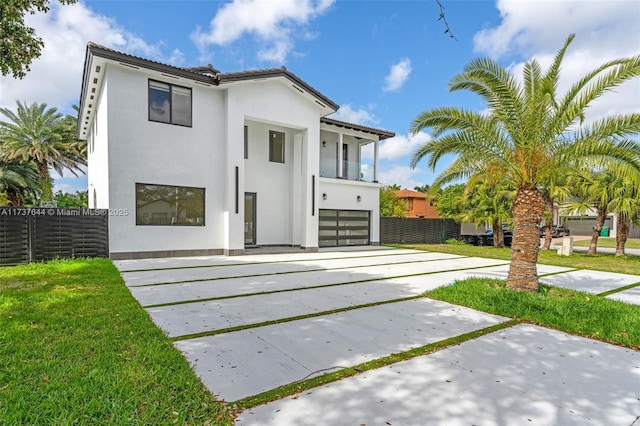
[320, 117, 395, 140]
[218, 68, 339, 114]
[77, 43, 218, 139]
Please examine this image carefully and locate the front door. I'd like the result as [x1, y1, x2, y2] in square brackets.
[244, 193, 256, 246]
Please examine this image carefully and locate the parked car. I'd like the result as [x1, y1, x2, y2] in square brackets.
[460, 227, 512, 247]
[540, 225, 571, 238]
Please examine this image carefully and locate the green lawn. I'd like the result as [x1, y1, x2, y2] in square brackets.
[426, 278, 640, 350]
[396, 242, 640, 351]
[0, 259, 231, 425]
[573, 237, 640, 249]
[396, 243, 640, 275]
[2, 250, 639, 422]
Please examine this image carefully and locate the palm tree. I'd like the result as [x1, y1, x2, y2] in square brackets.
[460, 172, 513, 248]
[410, 34, 640, 291]
[0, 101, 86, 201]
[607, 175, 640, 256]
[0, 159, 40, 206]
[414, 184, 431, 193]
[564, 170, 620, 255]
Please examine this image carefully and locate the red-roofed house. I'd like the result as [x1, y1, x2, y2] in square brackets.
[395, 189, 439, 218]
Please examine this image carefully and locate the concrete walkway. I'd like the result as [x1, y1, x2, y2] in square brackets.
[114, 247, 640, 425]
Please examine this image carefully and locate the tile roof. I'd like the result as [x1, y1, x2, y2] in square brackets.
[395, 189, 427, 199]
[321, 117, 395, 140]
[84, 43, 338, 110]
[85, 43, 218, 84]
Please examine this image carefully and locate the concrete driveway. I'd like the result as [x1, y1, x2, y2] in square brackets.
[115, 247, 640, 425]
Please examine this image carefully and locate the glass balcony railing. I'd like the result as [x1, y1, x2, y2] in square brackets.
[319, 159, 376, 183]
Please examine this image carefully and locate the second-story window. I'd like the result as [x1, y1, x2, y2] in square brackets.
[148, 80, 192, 127]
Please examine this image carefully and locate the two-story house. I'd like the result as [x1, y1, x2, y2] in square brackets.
[395, 189, 439, 219]
[77, 43, 394, 259]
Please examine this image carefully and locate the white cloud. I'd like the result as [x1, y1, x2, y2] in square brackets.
[473, 0, 640, 124]
[0, 2, 184, 111]
[474, 0, 638, 59]
[329, 104, 378, 126]
[378, 165, 426, 189]
[383, 58, 412, 92]
[191, 0, 335, 64]
[362, 131, 430, 161]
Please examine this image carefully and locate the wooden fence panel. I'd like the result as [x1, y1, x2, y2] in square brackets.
[0, 214, 29, 265]
[380, 217, 460, 244]
[0, 208, 108, 266]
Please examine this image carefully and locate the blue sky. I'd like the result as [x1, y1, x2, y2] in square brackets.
[1, 0, 639, 193]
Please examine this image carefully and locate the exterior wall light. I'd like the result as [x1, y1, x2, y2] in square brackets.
[357, 195, 361, 202]
[322, 141, 327, 147]
[322, 193, 327, 200]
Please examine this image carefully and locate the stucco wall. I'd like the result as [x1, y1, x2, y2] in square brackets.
[87, 78, 109, 210]
[103, 64, 226, 254]
[226, 79, 321, 248]
[318, 178, 380, 243]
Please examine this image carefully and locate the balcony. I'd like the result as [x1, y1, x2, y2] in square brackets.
[319, 159, 377, 183]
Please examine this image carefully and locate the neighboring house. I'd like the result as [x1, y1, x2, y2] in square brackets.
[77, 43, 394, 259]
[559, 208, 620, 238]
[395, 189, 439, 218]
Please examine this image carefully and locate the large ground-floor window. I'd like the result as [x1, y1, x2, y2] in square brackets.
[319, 209, 370, 247]
[136, 183, 205, 226]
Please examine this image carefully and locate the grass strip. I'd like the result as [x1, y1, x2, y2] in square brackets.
[425, 278, 640, 350]
[230, 319, 518, 411]
[392, 244, 640, 275]
[0, 259, 232, 425]
[170, 295, 423, 341]
[119, 250, 427, 273]
[573, 237, 640, 249]
[144, 261, 510, 308]
[597, 281, 640, 297]
[128, 255, 475, 287]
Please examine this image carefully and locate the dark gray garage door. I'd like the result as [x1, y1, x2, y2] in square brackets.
[319, 209, 370, 247]
[562, 216, 613, 236]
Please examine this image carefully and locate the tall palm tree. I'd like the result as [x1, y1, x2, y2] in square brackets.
[410, 34, 640, 291]
[0, 101, 86, 201]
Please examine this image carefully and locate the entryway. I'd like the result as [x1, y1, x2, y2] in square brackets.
[244, 193, 256, 246]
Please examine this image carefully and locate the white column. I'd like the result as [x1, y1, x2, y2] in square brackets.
[301, 127, 319, 250]
[337, 132, 343, 179]
[374, 139, 379, 183]
[223, 91, 245, 255]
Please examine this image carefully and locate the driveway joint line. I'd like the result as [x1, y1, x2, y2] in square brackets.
[169, 295, 424, 341]
[119, 251, 449, 273]
[597, 281, 640, 297]
[229, 319, 520, 409]
[142, 262, 511, 308]
[128, 255, 485, 287]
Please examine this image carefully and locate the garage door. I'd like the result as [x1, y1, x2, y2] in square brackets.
[319, 209, 370, 247]
[562, 216, 613, 236]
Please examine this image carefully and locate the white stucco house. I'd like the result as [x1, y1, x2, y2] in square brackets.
[77, 43, 394, 259]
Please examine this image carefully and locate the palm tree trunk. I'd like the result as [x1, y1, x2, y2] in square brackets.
[6, 188, 23, 206]
[507, 186, 544, 292]
[587, 207, 607, 256]
[615, 214, 630, 256]
[37, 162, 53, 202]
[542, 196, 553, 249]
[493, 218, 504, 248]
